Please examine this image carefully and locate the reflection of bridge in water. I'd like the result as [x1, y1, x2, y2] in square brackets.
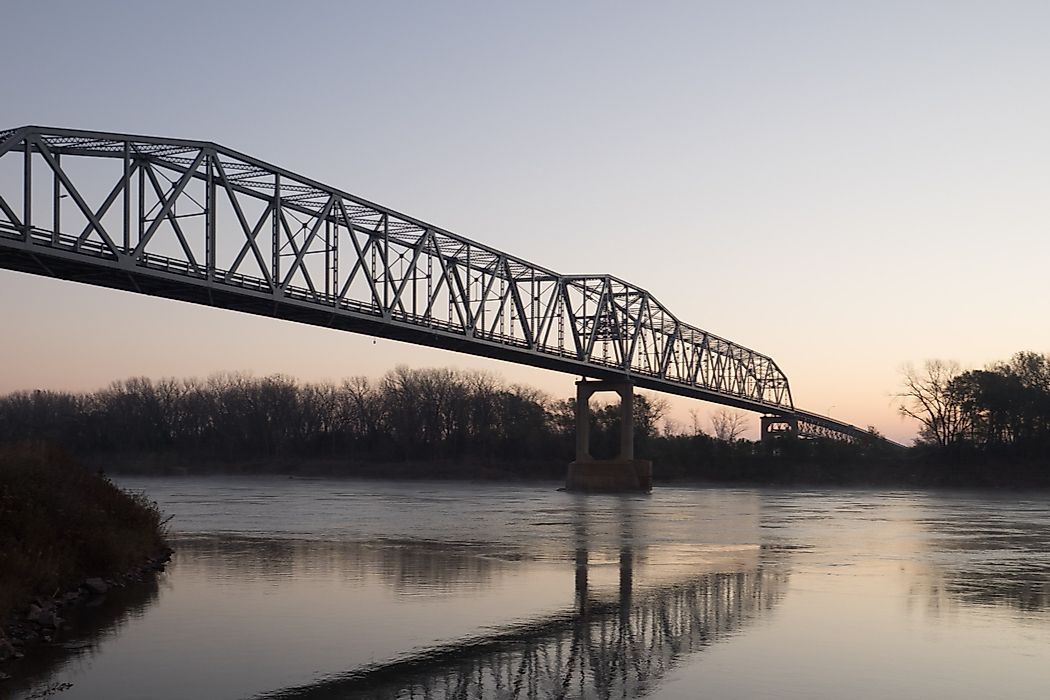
[255, 504, 787, 700]
[257, 571, 785, 700]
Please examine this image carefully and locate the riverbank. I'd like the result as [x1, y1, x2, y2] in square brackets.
[86, 450, 1050, 489]
[0, 444, 170, 674]
[88, 453, 568, 481]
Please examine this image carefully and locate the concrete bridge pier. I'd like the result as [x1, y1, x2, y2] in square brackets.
[566, 380, 652, 493]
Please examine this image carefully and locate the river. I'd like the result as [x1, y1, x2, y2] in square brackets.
[9, 477, 1050, 699]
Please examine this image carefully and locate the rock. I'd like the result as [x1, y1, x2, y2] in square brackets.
[84, 577, 108, 595]
[0, 670, 11, 680]
[26, 603, 43, 623]
[0, 637, 16, 662]
[37, 610, 61, 629]
[62, 590, 83, 605]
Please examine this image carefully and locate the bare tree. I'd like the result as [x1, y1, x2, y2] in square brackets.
[688, 409, 708, 436]
[637, 394, 670, 437]
[711, 408, 749, 442]
[897, 359, 965, 447]
[661, 417, 682, 437]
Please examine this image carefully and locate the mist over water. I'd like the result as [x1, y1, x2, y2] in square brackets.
[10, 477, 1050, 699]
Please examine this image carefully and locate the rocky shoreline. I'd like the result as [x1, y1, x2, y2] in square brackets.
[0, 547, 173, 679]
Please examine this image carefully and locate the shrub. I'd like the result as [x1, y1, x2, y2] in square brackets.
[0, 443, 167, 620]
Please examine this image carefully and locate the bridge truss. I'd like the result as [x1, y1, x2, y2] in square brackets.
[0, 126, 870, 441]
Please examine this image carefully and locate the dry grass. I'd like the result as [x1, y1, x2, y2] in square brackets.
[0, 443, 167, 620]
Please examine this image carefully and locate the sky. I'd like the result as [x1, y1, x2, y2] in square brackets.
[2, 0, 1049, 443]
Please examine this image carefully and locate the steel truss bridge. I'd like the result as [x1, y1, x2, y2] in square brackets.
[0, 126, 871, 442]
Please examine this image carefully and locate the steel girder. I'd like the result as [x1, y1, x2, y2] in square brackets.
[0, 125, 866, 441]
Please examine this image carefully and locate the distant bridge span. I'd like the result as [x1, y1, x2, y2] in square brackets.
[0, 126, 872, 443]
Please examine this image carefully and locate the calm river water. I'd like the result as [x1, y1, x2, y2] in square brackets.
[10, 477, 1050, 699]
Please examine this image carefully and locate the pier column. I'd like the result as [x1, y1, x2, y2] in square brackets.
[566, 379, 652, 493]
[575, 381, 593, 462]
[618, 385, 634, 461]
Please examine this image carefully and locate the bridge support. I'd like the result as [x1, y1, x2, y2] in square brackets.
[760, 415, 799, 443]
[566, 380, 652, 493]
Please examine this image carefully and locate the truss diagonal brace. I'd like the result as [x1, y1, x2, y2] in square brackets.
[33, 139, 121, 257]
[132, 150, 207, 259]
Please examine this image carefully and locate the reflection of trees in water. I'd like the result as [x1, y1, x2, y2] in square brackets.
[253, 565, 787, 700]
[6, 578, 162, 697]
[172, 536, 509, 596]
[914, 549, 1050, 614]
[945, 567, 1050, 612]
[911, 559, 1050, 615]
[911, 500, 1050, 615]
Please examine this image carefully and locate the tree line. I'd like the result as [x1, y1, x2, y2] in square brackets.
[0, 368, 678, 467]
[899, 351, 1050, 462]
[0, 365, 908, 483]
[0, 369, 548, 463]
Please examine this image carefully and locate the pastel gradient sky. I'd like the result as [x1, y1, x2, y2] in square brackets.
[2, 1, 1049, 443]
